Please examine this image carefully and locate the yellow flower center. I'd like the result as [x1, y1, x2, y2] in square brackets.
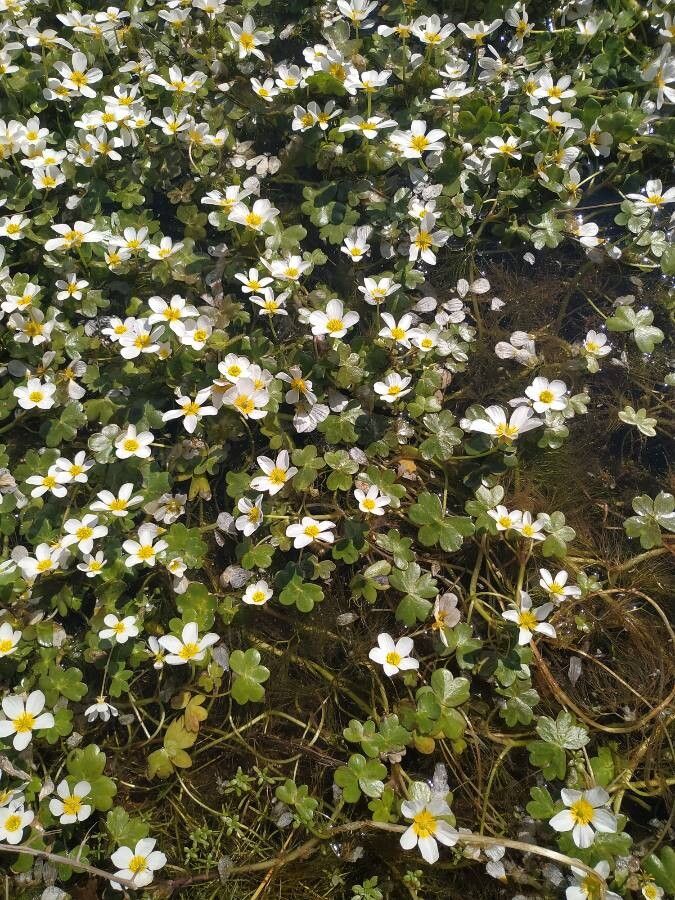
[247, 507, 261, 522]
[245, 212, 263, 228]
[110, 498, 128, 511]
[410, 134, 429, 152]
[62, 795, 83, 816]
[517, 610, 538, 631]
[570, 798, 594, 826]
[239, 32, 255, 50]
[3, 814, 22, 832]
[412, 809, 437, 838]
[28, 390, 44, 403]
[326, 318, 344, 333]
[251, 590, 266, 603]
[362, 498, 376, 511]
[37, 558, 54, 572]
[76, 526, 94, 541]
[25, 321, 44, 337]
[113, 621, 127, 634]
[385, 651, 402, 666]
[498, 516, 512, 528]
[414, 231, 433, 251]
[387, 385, 401, 396]
[268, 467, 286, 485]
[0, 638, 15, 653]
[13, 711, 35, 733]
[538, 389, 554, 404]
[137, 545, 154, 560]
[304, 524, 320, 538]
[182, 402, 201, 416]
[234, 395, 255, 415]
[178, 642, 200, 660]
[193, 329, 207, 342]
[390, 327, 406, 340]
[128, 855, 148, 874]
[647, 194, 664, 206]
[123, 438, 140, 452]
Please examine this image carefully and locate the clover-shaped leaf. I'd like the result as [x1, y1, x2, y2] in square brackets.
[624, 491, 675, 548]
[67, 744, 117, 811]
[279, 575, 324, 613]
[334, 754, 387, 803]
[230, 648, 270, 705]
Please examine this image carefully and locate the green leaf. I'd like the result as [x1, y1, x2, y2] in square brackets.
[526, 786, 556, 820]
[176, 583, 216, 630]
[419, 411, 463, 460]
[66, 744, 117, 811]
[324, 449, 358, 490]
[643, 847, 675, 894]
[539, 511, 576, 558]
[390, 563, 437, 626]
[279, 575, 324, 613]
[106, 806, 149, 847]
[624, 492, 675, 549]
[430, 669, 471, 708]
[535, 711, 589, 749]
[606, 305, 664, 353]
[241, 542, 275, 570]
[528, 741, 567, 780]
[164, 523, 207, 568]
[374, 529, 415, 569]
[230, 648, 270, 704]
[334, 754, 386, 803]
[275, 779, 318, 824]
[39, 665, 87, 705]
[590, 747, 616, 788]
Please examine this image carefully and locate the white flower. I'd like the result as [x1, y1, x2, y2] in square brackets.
[286, 516, 336, 548]
[641, 884, 665, 900]
[341, 227, 371, 262]
[502, 592, 556, 645]
[337, 0, 378, 25]
[91, 483, 143, 517]
[228, 198, 279, 231]
[229, 15, 270, 60]
[278, 367, 317, 405]
[221, 378, 269, 420]
[379, 313, 417, 349]
[626, 179, 675, 212]
[18, 543, 63, 579]
[539, 568, 581, 601]
[484, 135, 522, 159]
[582, 330, 611, 358]
[524, 377, 567, 413]
[145, 493, 186, 525]
[147, 237, 183, 261]
[235, 495, 264, 536]
[0, 802, 34, 844]
[465, 404, 542, 441]
[147, 295, 197, 333]
[0, 622, 21, 658]
[243, 579, 273, 605]
[368, 633, 419, 677]
[515, 511, 546, 541]
[408, 214, 449, 265]
[62, 514, 108, 554]
[250, 287, 288, 317]
[487, 505, 522, 532]
[99, 614, 139, 645]
[549, 787, 617, 849]
[162, 388, 217, 434]
[390, 120, 446, 158]
[13, 378, 56, 410]
[54, 451, 92, 484]
[49, 779, 92, 824]
[85, 695, 118, 723]
[374, 373, 412, 403]
[355, 485, 390, 515]
[235, 268, 273, 294]
[566, 861, 621, 900]
[309, 299, 360, 339]
[250, 451, 297, 495]
[400, 797, 458, 864]
[123, 523, 168, 568]
[358, 276, 400, 305]
[115, 425, 154, 460]
[77, 551, 107, 577]
[176, 316, 212, 351]
[0, 690, 54, 751]
[53, 51, 102, 98]
[44, 220, 104, 252]
[111, 837, 167, 891]
[158, 622, 218, 665]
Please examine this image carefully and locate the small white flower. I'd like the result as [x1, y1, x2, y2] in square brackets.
[243, 579, 273, 606]
[85, 695, 118, 723]
[0, 622, 21, 658]
[374, 373, 412, 403]
[0, 802, 34, 844]
[235, 495, 264, 536]
[549, 787, 617, 849]
[465, 405, 542, 441]
[354, 485, 390, 515]
[111, 837, 167, 891]
[539, 568, 581, 601]
[99, 614, 139, 645]
[115, 425, 154, 460]
[123, 523, 168, 568]
[487, 505, 522, 532]
[0, 690, 54, 751]
[286, 516, 336, 548]
[525, 377, 567, 413]
[91, 483, 143, 517]
[566, 861, 621, 900]
[250, 451, 297, 495]
[308, 299, 360, 339]
[502, 592, 556, 645]
[13, 377, 56, 410]
[49, 779, 92, 824]
[62, 514, 108, 555]
[162, 388, 217, 434]
[399, 796, 458, 864]
[368, 633, 419, 677]
[158, 622, 218, 665]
